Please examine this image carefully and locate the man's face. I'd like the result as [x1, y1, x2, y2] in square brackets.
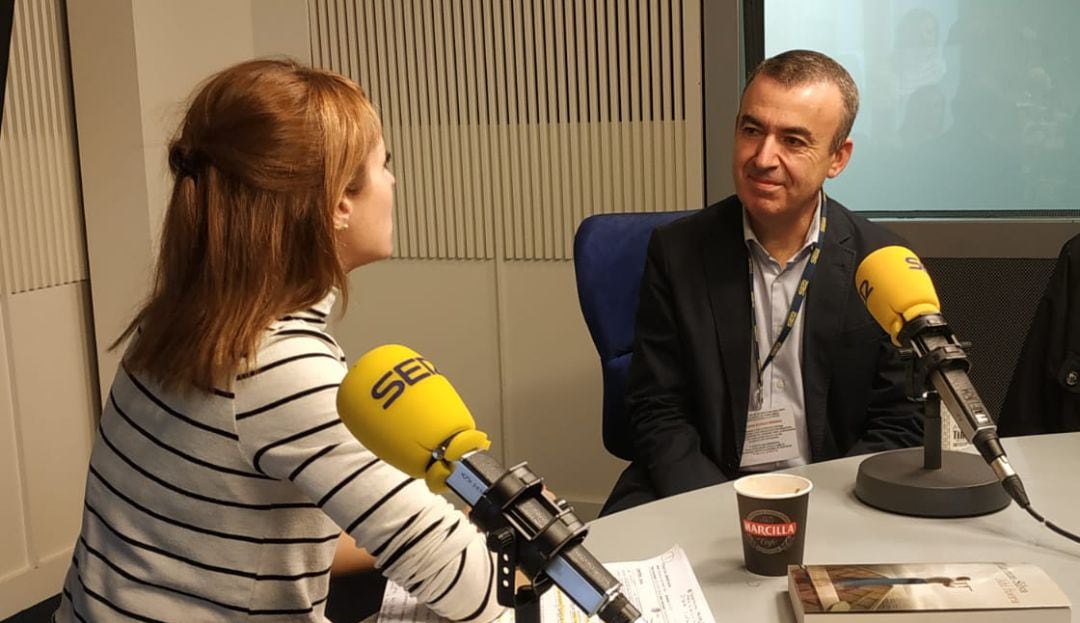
[732, 75, 853, 227]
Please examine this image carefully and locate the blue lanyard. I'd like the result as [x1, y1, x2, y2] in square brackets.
[748, 194, 828, 408]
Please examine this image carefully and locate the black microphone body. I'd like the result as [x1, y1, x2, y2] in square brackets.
[899, 313, 1029, 507]
[445, 448, 642, 623]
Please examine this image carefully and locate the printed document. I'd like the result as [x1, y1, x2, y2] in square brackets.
[376, 545, 714, 623]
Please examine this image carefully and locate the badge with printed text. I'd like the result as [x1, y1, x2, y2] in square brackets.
[742, 406, 800, 466]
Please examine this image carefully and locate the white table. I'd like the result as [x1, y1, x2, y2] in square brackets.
[585, 433, 1080, 621]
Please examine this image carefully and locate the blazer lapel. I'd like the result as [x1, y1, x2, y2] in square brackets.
[702, 203, 752, 456]
[802, 198, 855, 459]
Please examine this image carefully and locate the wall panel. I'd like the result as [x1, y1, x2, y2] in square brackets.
[309, 0, 703, 260]
[7, 283, 96, 563]
[0, 1, 94, 616]
[0, 0, 85, 294]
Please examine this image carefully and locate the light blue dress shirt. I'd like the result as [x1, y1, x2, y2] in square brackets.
[739, 193, 823, 472]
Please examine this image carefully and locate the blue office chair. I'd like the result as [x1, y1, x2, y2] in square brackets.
[573, 210, 695, 460]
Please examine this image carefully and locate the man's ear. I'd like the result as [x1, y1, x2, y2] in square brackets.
[827, 137, 854, 178]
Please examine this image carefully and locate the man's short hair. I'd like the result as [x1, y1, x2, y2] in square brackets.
[743, 50, 859, 153]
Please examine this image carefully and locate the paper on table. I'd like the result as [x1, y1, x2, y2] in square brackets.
[376, 545, 714, 623]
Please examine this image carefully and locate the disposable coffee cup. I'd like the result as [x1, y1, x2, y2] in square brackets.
[733, 473, 812, 576]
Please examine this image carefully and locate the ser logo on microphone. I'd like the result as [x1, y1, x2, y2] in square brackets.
[371, 356, 439, 409]
[857, 279, 873, 303]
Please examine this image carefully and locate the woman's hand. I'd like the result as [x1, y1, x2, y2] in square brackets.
[331, 532, 377, 575]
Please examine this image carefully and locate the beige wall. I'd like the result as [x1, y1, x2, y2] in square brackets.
[0, 285, 99, 618]
[69, 0, 307, 394]
[333, 259, 629, 509]
[0, 0, 100, 615]
[498, 262, 627, 503]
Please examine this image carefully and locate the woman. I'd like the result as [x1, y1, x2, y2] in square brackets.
[55, 59, 502, 622]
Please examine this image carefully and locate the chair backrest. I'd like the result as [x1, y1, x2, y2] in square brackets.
[573, 210, 695, 460]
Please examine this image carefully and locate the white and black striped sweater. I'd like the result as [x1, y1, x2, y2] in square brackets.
[55, 293, 503, 622]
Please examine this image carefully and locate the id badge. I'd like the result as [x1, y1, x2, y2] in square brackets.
[741, 406, 800, 467]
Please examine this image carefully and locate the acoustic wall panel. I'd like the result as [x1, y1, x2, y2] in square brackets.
[0, 0, 85, 294]
[309, 0, 702, 260]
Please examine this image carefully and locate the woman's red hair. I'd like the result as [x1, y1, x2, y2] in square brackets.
[116, 59, 381, 391]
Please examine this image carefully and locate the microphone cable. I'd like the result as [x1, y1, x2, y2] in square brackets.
[1001, 471, 1080, 543]
[1021, 503, 1080, 544]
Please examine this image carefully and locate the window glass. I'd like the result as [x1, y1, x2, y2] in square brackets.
[766, 0, 1080, 214]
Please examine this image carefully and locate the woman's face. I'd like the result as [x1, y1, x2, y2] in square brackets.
[336, 135, 396, 271]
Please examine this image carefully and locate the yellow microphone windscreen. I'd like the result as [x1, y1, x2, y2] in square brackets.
[854, 246, 941, 345]
[336, 344, 490, 491]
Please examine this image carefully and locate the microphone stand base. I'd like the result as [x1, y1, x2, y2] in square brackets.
[855, 448, 1011, 517]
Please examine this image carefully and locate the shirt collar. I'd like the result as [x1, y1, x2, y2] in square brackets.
[278, 288, 338, 329]
[742, 191, 823, 264]
[311, 288, 338, 319]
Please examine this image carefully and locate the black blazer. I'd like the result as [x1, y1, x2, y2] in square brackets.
[604, 195, 923, 514]
[998, 233, 1080, 436]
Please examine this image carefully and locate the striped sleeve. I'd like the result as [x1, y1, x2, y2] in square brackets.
[233, 331, 504, 622]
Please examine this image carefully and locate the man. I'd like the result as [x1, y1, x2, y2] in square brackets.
[603, 50, 923, 515]
[998, 232, 1080, 436]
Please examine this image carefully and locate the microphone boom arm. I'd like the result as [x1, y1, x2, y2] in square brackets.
[446, 450, 642, 623]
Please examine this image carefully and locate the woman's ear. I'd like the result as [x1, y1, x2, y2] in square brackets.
[333, 194, 354, 231]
